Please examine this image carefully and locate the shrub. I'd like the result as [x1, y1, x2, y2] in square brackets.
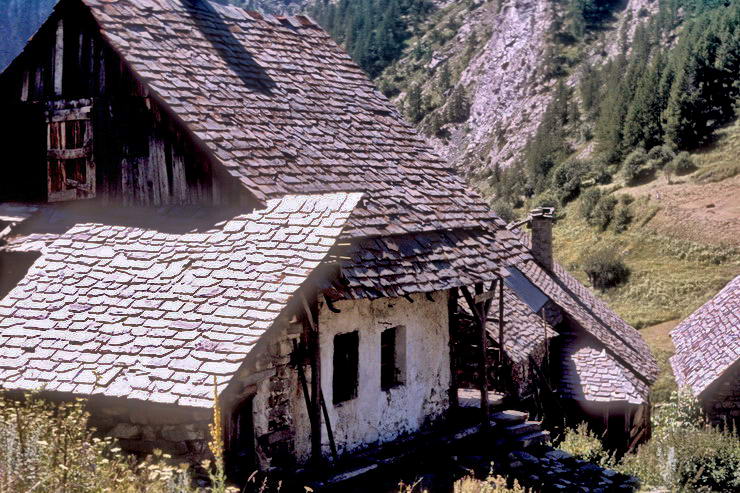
[647, 145, 675, 169]
[558, 423, 614, 467]
[652, 388, 705, 440]
[589, 195, 618, 230]
[550, 160, 585, 204]
[611, 203, 632, 232]
[580, 246, 630, 289]
[492, 199, 517, 224]
[618, 390, 740, 492]
[579, 188, 602, 221]
[0, 395, 197, 493]
[668, 151, 696, 176]
[611, 196, 633, 233]
[453, 474, 526, 492]
[532, 191, 559, 209]
[622, 147, 656, 184]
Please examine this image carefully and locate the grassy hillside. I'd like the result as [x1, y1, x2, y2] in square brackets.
[540, 117, 740, 405]
[553, 215, 738, 327]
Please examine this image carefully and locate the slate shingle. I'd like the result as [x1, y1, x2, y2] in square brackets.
[670, 276, 740, 397]
[0, 193, 362, 407]
[77, 0, 500, 239]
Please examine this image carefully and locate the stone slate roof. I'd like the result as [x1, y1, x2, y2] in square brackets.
[670, 276, 740, 397]
[489, 287, 558, 364]
[328, 228, 529, 300]
[0, 193, 362, 407]
[71, 0, 496, 239]
[558, 336, 649, 405]
[520, 259, 658, 386]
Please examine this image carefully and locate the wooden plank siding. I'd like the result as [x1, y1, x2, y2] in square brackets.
[0, 0, 246, 207]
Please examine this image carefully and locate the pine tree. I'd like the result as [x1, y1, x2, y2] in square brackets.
[405, 84, 423, 124]
[437, 62, 452, 94]
[446, 86, 469, 124]
[623, 54, 665, 150]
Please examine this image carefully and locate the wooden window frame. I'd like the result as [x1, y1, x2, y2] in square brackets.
[381, 326, 406, 391]
[333, 331, 359, 405]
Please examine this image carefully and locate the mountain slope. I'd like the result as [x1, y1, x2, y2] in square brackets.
[375, 0, 656, 179]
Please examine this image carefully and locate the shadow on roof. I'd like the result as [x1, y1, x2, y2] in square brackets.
[183, 0, 276, 96]
[6, 200, 247, 238]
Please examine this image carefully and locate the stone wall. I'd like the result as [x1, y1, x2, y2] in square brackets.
[291, 291, 452, 462]
[86, 398, 212, 464]
[704, 361, 740, 429]
[227, 314, 302, 470]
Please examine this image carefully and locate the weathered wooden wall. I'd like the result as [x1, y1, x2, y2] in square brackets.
[0, 0, 245, 206]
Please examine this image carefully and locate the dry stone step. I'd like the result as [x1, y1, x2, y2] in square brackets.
[505, 421, 541, 436]
[491, 410, 528, 425]
[515, 430, 550, 448]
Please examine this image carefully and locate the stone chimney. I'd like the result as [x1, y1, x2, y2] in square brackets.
[529, 207, 555, 270]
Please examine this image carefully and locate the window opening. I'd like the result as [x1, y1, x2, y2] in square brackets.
[381, 326, 406, 390]
[333, 331, 359, 404]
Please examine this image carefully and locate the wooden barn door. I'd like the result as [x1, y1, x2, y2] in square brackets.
[46, 99, 95, 202]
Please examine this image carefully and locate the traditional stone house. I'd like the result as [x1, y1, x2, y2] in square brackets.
[0, 0, 528, 474]
[0, 0, 656, 479]
[495, 209, 659, 451]
[670, 276, 740, 429]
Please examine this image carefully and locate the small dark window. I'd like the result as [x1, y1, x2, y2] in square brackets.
[381, 326, 406, 390]
[333, 331, 359, 404]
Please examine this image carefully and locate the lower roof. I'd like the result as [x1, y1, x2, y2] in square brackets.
[0, 193, 362, 408]
[558, 336, 649, 405]
[670, 275, 740, 397]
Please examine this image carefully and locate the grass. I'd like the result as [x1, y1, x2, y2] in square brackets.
[692, 118, 740, 184]
[640, 320, 680, 404]
[551, 202, 739, 328]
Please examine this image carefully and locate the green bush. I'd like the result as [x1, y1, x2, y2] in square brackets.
[558, 423, 614, 467]
[0, 395, 198, 492]
[452, 474, 526, 492]
[647, 145, 676, 169]
[532, 191, 559, 209]
[617, 389, 740, 492]
[579, 188, 602, 221]
[589, 195, 618, 230]
[622, 147, 654, 185]
[669, 151, 697, 176]
[0, 394, 240, 493]
[611, 195, 633, 233]
[491, 199, 517, 224]
[611, 203, 632, 232]
[580, 246, 630, 289]
[550, 160, 585, 204]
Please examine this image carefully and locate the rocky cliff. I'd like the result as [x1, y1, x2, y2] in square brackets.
[377, 0, 657, 180]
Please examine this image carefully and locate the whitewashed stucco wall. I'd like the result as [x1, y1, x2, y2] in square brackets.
[292, 290, 452, 462]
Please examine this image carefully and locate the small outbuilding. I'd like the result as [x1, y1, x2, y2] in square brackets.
[670, 276, 740, 429]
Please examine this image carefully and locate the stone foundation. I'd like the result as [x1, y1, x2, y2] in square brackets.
[86, 398, 212, 464]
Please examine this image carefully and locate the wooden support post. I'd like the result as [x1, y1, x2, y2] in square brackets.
[301, 294, 323, 469]
[319, 392, 338, 462]
[448, 288, 459, 409]
[498, 276, 505, 373]
[461, 285, 489, 428]
[293, 339, 314, 426]
[54, 19, 64, 96]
